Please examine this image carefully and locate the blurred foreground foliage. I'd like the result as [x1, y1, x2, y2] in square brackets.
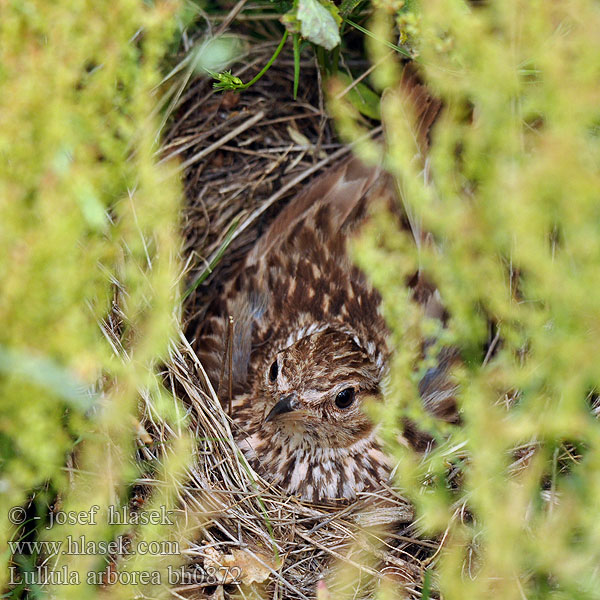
[3, 0, 600, 598]
[346, 0, 600, 598]
[0, 1, 193, 598]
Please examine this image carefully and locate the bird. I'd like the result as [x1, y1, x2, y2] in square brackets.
[193, 68, 451, 504]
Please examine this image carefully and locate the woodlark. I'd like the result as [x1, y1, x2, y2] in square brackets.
[195, 70, 451, 503]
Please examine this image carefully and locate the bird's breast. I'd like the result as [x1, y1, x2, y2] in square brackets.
[235, 426, 391, 503]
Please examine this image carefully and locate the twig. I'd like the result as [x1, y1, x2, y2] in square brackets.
[482, 325, 501, 367]
[228, 316, 234, 418]
[176, 110, 266, 173]
[213, 0, 248, 37]
[334, 51, 394, 100]
[295, 529, 383, 579]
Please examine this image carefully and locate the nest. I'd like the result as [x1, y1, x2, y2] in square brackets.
[145, 26, 441, 600]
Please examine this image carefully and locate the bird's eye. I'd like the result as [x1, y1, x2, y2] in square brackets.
[269, 359, 278, 383]
[335, 387, 355, 409]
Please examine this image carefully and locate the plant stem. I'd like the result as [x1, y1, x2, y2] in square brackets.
[331, 45, 340, 75]
[183, 217, 240, 300]
[316, 45, 326, 72]
[292, 34, 300, 99]
[344, 18, 412, 58]
[241, 30, 289, 89]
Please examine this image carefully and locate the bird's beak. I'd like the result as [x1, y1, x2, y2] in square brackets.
[264, 393, 298, 423]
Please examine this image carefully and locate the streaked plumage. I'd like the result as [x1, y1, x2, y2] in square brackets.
[197, 159, 392, 502]
[194, 68, 450, 503]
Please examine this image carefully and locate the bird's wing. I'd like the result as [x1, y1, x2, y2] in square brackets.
[196, 158, 390, 397]
[246, 156, 384, 267]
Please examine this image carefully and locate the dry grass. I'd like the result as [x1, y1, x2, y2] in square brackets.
[162, 336, 433, 600]
[165, 31, 375, 313]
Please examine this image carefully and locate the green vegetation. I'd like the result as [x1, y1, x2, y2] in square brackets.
[0, 2, 191, 598]
[350, 1, 600, 598]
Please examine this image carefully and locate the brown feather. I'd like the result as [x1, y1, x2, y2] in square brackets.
[192, 65, 458, 502]
[247, 157, 382, 266]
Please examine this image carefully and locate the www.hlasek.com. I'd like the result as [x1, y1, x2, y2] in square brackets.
[8, 535, 179, 557]
[7, 503, 244, 586]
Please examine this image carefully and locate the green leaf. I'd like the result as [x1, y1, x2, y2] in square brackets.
[284, 0, 341, 51]
[337, 73, 381, 120]
[344, 18, 412, 58]
[338, 0, 364, 18]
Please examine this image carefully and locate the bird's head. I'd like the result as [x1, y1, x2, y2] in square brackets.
[258, 328, 385, 447]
